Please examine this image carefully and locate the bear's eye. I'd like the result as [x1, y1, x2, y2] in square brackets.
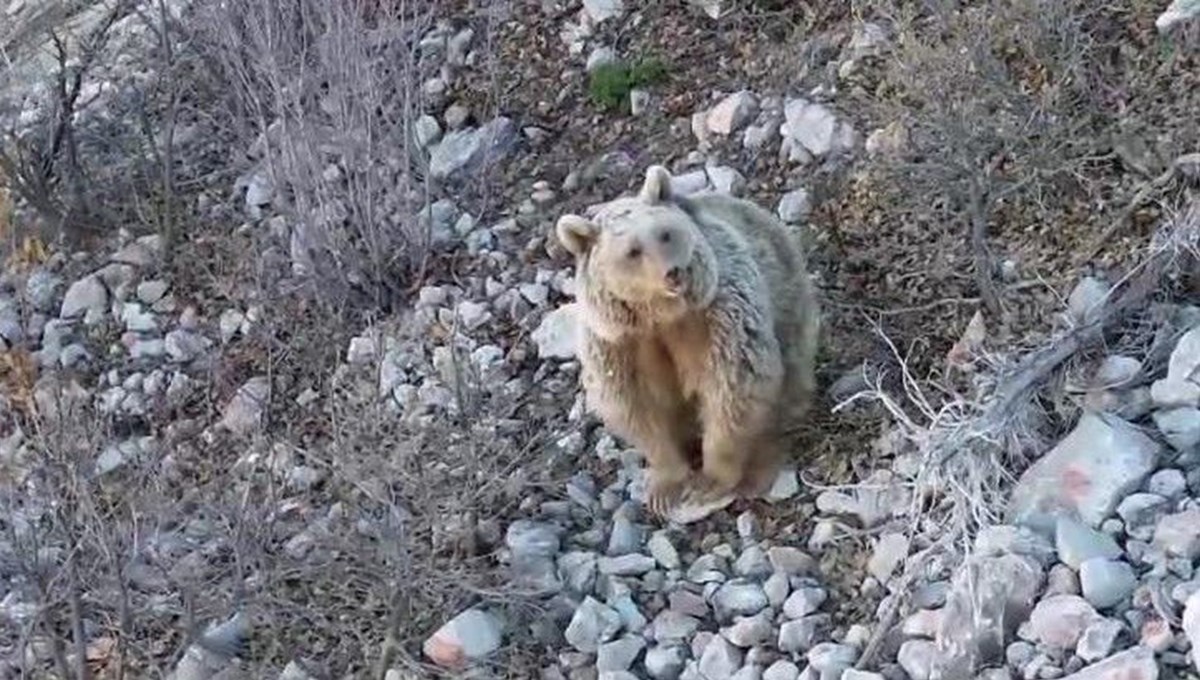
[626, 246, 642, 259]
[659, 231, 671, 244]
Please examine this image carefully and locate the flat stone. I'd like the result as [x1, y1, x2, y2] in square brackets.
[706, 91, 759, 135]
[720, 611, 774, 648]
[776, 188, 811, 224]
[777, 615, 829, 654]
[1078, 558, 1136, 609]
[1055, 515, 1122, 569]
[648, 531, 681, 570]
[652, 610, 700, 644]
[1008, 412, 1162, 532]
[897, 639, 936, 680]
[1153, 407, 1200, 451]
[767, 547, 817, 576]
[806, 642, 857, 676]
[1147, 468, 1187, 498]
[597, 636, 645, 672]
[598, 554, 656, 576]
[867, 533, 908, 583]
[762, 660, 800, 680]
[1028, 595, 1101, 649]
[733, 546, 772, 579]
[782, 586, 827, 619]
[712, 580, 768, 622]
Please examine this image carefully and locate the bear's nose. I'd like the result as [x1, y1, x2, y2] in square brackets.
[664, 266, 683, 286]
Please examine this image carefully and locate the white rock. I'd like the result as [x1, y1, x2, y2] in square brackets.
[1152, 507, 1200, 559]
[777, 616, 827, 653]
[897, 640, 935, 680]
[782, 99, 847, 157]
[867, 533, 908, 583]
[422, 608, 503, 668]
[706, 91, 759, 135]
[583, 0, 624, 23]
[776, 189, 811, 224]
[806, 642, 857, 677]
[648, 531, 681, 570]
[1028, 595, 1100, 649]
[60, 275, 108, 320]
[706, 165, 745, 195]
[346, 337, 377, 365]
[762, 467, 800, 502]
[697, 636, 743, 680]
[1157, 0, 1200, 32]
[533, 304, 580, 360]
[1183, 589, 1200, 672]
[1152, 407, 1200, 451]
[219, 309, 245, 343]
[165, 330, 208, 363]
[220, 376, 270, 436]
[762, 660, 800, 680]
[713, 580, 768, 622]
[1078, 558, 1136, 609]
[1147, 468, 1187, 498]
[1066, 276, 1109, 325]
[1055, 515, 1121, 569]
[644, 645, 687, 679]
[668, 170, 711, 197]
[782, 587, 827, 619]
[688, 0, 722, 19]
[1074, 618, 1122, 663]
[597, 636, 645, 672]
[1008, 412, 1162, 532]
[414, 115, 442, 149]
[565, 597, 622, 653]
[587, 46, 617, 72]
[721, 611, 773, 648]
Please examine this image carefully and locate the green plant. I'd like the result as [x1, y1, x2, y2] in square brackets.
[587, 56, 669, 111]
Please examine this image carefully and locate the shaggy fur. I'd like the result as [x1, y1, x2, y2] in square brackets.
[556, 165, 821, 514]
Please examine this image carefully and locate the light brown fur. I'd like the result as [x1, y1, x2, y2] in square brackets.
[557, 165, 821, 515]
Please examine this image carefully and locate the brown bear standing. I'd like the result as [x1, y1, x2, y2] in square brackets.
[556, 165, 821, 516]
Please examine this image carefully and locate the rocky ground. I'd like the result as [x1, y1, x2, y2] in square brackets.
[2, 0, 1200, 679]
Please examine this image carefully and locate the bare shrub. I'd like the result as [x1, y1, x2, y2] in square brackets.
[862, 0, 1109, 314]
[193, 0, 441, 310]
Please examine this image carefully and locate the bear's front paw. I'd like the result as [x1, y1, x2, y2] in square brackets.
[682, 474, 739, 506]
[645, 470, 689, 517]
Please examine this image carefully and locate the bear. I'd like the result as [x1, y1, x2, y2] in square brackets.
[556, 164, 821, 515]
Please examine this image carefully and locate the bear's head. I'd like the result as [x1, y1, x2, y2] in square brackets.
[556, 166, 718, 327]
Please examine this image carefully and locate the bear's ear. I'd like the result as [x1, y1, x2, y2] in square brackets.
[639, 165, 674, 204]
[556, 214, 598, 256]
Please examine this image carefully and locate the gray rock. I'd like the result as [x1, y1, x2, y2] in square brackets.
[644, 645, 687, 680]
[762, 660, 800, 680]
[60, 275, 107, 320]
[863, 121, 908, 159]
[897, 640, 935, 680]
[507, 520, 561, 558]
[607, 516, 642, 556]
[730, 667, 761, 680]
[1055, 515, 1122, 569]
[652, 611, 700, 644]
[1054, 646, 1156, 679]
[648, 531, 681, 570]
[768, 547, 816, 576]
[586, 46, 617, 72]
[782, 587, 827, 619]
[565, 597, 622, 653]
[1148, 468, 1187, 498]
[559, 551, 598, 595]
[533, 304, 580, 360]
[165, 330, 208, 363]
[913, 581, 950, 609]
[777, 615, 829, 654]
[428, 117, 516, 181]
[688, 554, 729, 584]
[1028, 595, 1100, 649]
[698, 636, 743, 680]
[776, 188, 812, 224]
[1008, 412, 1162, 532]
[840, 672, 884, 680]
[1074, 618, 1122, 663]
[422, 607, 503, 668]
[1153, 408, 1200, 451]
[414, 114, 442, 149]
[807, 643, 857, 677]
[762, 467, 800, 502]
[734, 546, 773, 579]
[713, 580, 768, 622]
[598, 554, 656, 576]
[1045, 564, 1081, 597]
[1116, 493, 1169, 536]
[1078, 558, 1136, 609]
[707, 91, 759, 135]
[25, 269, 62, 312]
[1183, 589, 1200, 673]
[706, 165, 745, 196]
[136, 279, 169, 305]
[220, 376, 270, 436]
[721, 611, 774, 648]
[782, 99, 845, 157]
[1153, 507, 1200, 559]
[974, 525, 1057, 566]
[867, 533, 908, 583]
[764, 572, 790, 608]
[597, 636, 645, 672]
